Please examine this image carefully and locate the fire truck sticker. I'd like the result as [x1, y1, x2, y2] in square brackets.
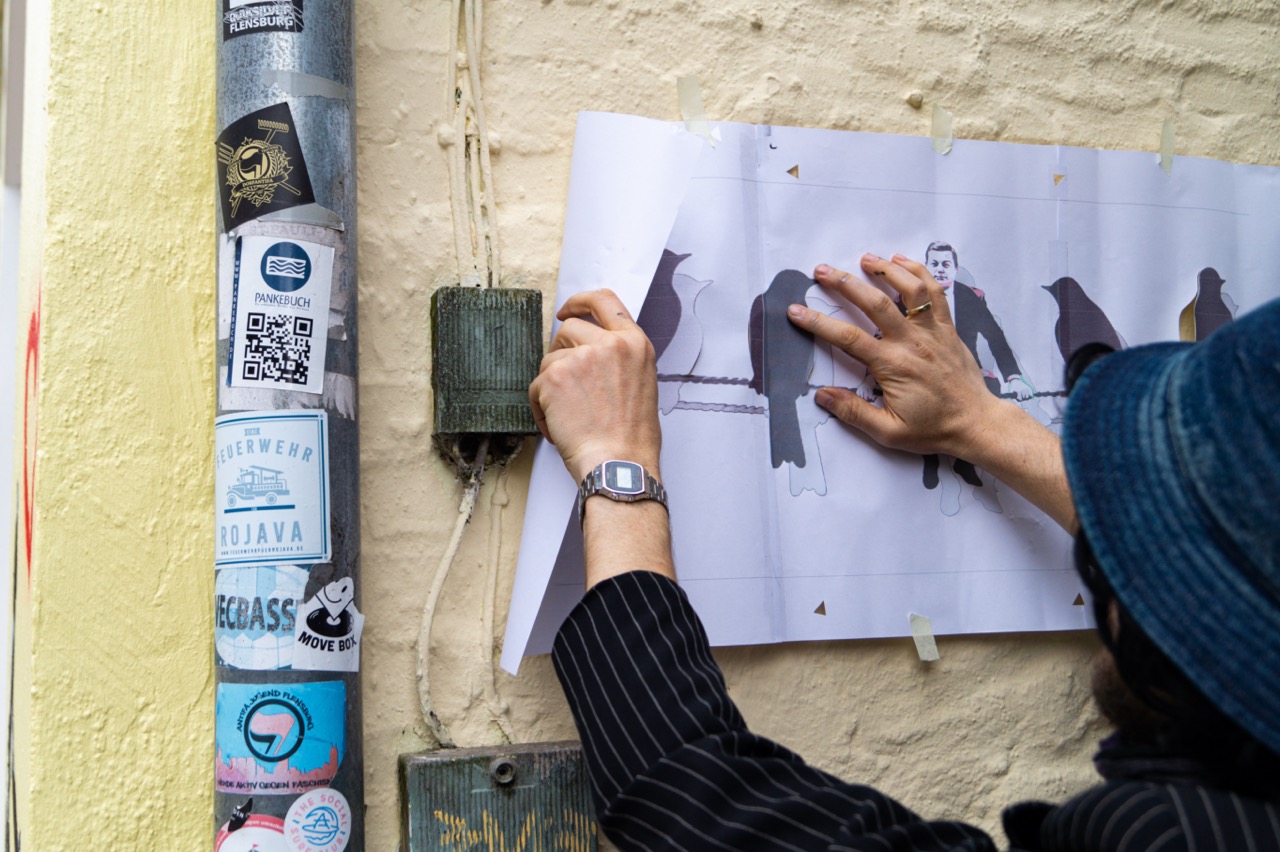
[216, 411, 330, 567]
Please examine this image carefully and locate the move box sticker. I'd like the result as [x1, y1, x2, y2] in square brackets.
[215, 565, 308, 669]
[229, 236, 334, 395]
[223, 0, 303, 41]
[292, 578, 363, 673]
[216, 102, 316, 231]
[216, 411, 331, 567]
[216, 681, 346, 795]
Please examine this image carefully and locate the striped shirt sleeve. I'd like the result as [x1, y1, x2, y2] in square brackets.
[551, 570, 996, 851]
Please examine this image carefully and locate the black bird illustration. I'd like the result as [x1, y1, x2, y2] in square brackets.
[636, 249, 693, 363]
[1042, 277, 1126, 363]
[1192, 267, 1237, 341]
[749, 270, 817, 468]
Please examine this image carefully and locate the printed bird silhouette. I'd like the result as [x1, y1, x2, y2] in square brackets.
[1042, 277, 1126, 363]
[636, 250, 711, 414]
[1192, 267, 1237, 341]
[749, 269, 817, 468]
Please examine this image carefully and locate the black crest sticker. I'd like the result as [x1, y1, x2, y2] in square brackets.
[216, 102, 316, 232]
[223, 0, 303, 41]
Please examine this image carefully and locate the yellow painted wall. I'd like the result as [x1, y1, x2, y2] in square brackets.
[8, 0, 1278, 848]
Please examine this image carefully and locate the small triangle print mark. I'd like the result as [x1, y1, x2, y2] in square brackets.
[1072, 593, 1086, 606]
[1053, 173, 1066, 186]
[787, 164, 800, 179]
[814, 601, 827, 616]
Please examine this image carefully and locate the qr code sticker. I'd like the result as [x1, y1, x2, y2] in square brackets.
[241, 312, 314, 385]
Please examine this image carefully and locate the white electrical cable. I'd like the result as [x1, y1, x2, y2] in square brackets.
[482, 466, 516, 743]
[416, 437, 488, 749]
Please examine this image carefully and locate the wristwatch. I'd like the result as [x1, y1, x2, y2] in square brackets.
[577, 460, 668, 527]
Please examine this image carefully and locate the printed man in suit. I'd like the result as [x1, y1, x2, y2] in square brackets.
[919, 241, 1034, 514]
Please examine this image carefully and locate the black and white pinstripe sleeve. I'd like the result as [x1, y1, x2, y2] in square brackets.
[551, 570, 997, 851]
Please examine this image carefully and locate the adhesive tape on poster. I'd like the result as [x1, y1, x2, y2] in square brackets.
[909, 613, 940, 661]
[931, 106, 953, 156]
[678, 76, 713, 141]
[1159, 118, 1175, 174]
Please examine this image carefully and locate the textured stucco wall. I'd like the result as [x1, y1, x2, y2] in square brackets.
[10, 0, 1278, 848]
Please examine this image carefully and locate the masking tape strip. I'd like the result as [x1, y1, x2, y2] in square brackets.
[256, 202, 346, 233]
[931, 106, 953, 156]
[1159, 118, 1175, 174]
[909, 613, 940, 661]
[678, 76, 712, 141]
[264, 69, 349, 101]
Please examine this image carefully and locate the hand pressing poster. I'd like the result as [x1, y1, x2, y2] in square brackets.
[502, 112, 1280, 673]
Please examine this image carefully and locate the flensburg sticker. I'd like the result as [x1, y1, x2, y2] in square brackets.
[229, 237, 335, 395]
[292, 578, 363, 673]
[286, 788, 352, 852]
[216, 411, 331, 567]
[217, 803, 288, 851]
[215, 565, 308, 669]
[216, 682, 346, 795]
[216, 102, 316, 231]
[223, 0, 303, 41]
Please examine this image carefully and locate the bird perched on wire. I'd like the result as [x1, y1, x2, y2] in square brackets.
[749, 269, 817, 469]
[1191, 267, 1237, 341]
[636, 249, 710, 415]
[1042, 276, 1127, 363]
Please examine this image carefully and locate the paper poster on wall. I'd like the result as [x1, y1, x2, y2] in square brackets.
[216, 681, 346, 795]
[215, 565, 307, 669]
[292, 578, 363, 673]
[217, 102, 316, 232]
[216, 411, 331, 567]
[229, 236, 334, 395]
[223, 0, 304, 40]
[501, 111, 1280, 672]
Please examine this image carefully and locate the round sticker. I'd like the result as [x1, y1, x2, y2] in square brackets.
[286, 788, 352, 852]
[261, 242, 313, 292]
[216, 814, 288, 851]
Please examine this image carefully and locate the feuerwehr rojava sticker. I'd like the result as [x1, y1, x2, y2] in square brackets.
[216, 411, 330, 567]
[216, 102, 315, 231]
[216, 681, 346, 795]
[285, 788, 352, 852]
[229, 236, 334, 395]
[223, 0, 303, 41]
[215, 565, 308, 669]
[292, 578, 364, 673]
[217, 804, 289, 852]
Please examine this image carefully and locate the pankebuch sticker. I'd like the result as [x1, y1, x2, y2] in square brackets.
[292, 578, 363, 673]
[216, 102, 316, 231]
[223, 0, 303, 40]
[216, 682, 346, 795]
[216, 411, 331, 567]
[229, 237, 334, 395]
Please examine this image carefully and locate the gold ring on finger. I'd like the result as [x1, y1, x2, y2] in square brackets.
[905, 300, 933, 318]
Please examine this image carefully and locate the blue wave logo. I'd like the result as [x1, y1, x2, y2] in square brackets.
[260, 241, 312, 292]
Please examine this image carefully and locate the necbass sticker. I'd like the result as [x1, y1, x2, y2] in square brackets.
[216, 682, 346, 795]
[215, 565, 308, 669]
[216, 102, 315, 231]
[216, 411, 331, 567]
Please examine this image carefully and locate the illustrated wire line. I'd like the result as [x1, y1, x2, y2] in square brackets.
[417, 436, 489, 749]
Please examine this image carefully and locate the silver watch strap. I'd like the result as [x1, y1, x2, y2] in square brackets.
[577, 460, 667, 527]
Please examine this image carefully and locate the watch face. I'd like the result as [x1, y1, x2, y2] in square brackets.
[603, 461, 644, 495]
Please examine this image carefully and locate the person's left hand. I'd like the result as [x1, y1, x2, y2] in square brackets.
[528, 288, 662, 484]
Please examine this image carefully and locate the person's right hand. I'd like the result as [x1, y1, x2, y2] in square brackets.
[786, 253, 1005, 461]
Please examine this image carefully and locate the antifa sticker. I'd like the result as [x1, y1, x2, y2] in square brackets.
[216, 681, 346, 795]
[223, 0, 304, 41]
[292, 578, 364, 673]
[216, 102, 315, 232]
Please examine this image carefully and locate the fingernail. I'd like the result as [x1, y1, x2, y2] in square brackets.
[892, 253, 908, 262]
[815, 263, 831, 276]
[815, 388, 835, 409]
[863, 252, 880, 261]
[787, 303, 807, 319]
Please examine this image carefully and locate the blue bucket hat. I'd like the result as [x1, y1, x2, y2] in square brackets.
[1062, 298, 1280, 754]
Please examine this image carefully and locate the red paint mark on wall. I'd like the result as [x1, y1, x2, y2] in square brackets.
[21, 286, 40, 585]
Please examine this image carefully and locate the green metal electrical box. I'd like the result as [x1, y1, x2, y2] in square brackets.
[432, 286, 543, 436]
[399, 741, 597, 850]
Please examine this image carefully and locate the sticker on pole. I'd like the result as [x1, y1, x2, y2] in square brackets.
[228, 236, 334, 395]
[215, 565, 307, 669]
[217, 804, 288, 851]
[216, 102, 316, 231]
[216, 681, 346, 795]
[286, 788, 352, 852]
[292, 577, 363, 672]
[223, 0, 304, 41]
[216, 411, 330, 567]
